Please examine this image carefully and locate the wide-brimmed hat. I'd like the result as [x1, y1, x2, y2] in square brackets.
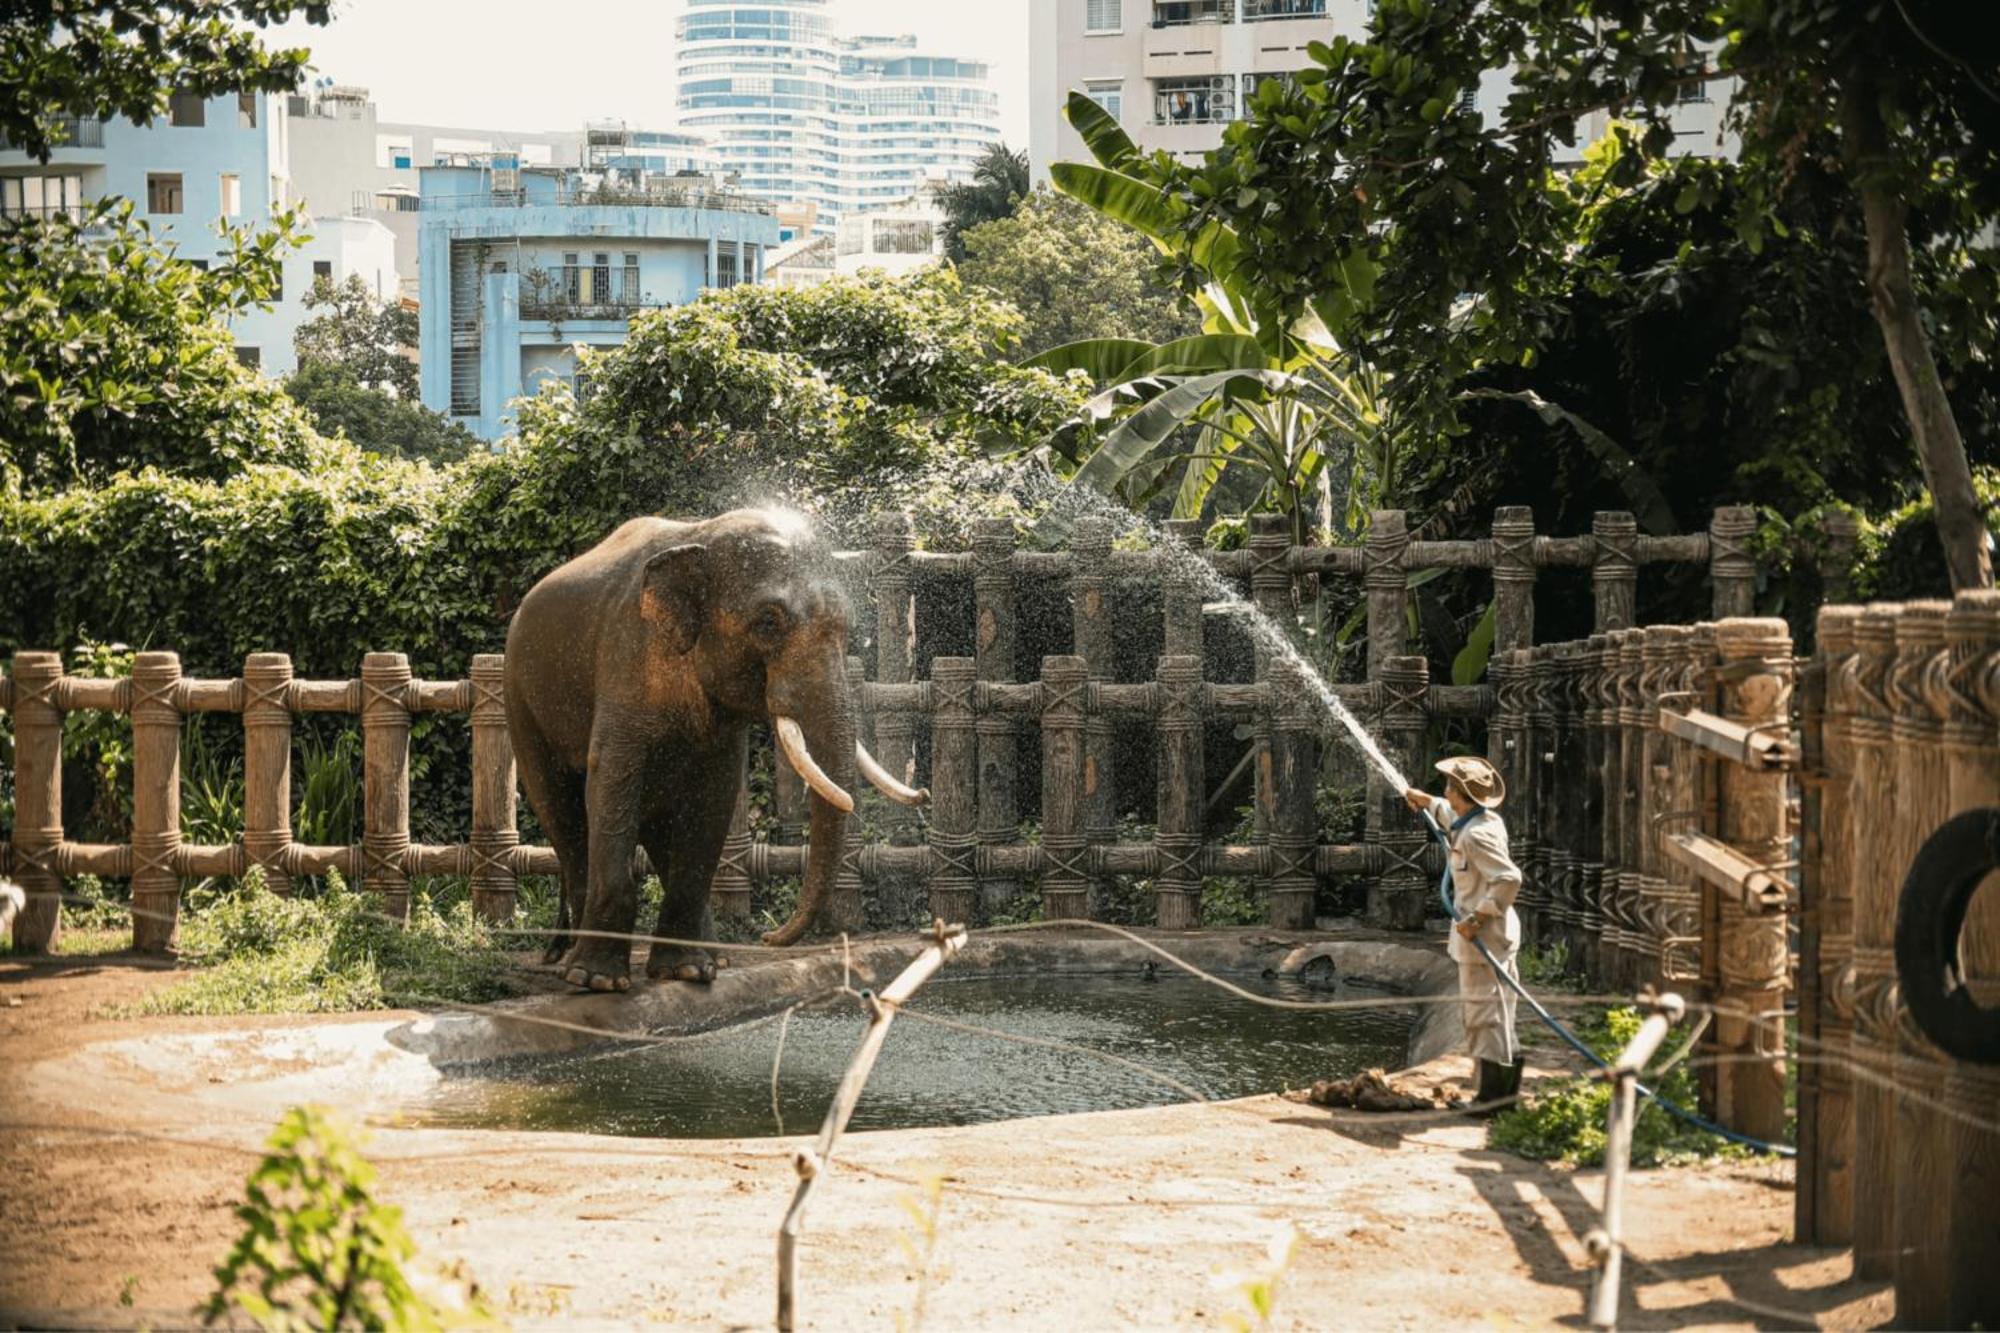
[1435, 755, 1505, 808]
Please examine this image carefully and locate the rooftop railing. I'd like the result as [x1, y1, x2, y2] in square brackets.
[0, 116, 105, 152]
[421, 185, 774, 217]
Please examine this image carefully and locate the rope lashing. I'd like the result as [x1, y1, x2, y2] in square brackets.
[1421, 806, 1797, 1158]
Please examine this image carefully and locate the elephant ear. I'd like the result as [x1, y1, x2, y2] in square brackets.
[642, 543, 708, 655]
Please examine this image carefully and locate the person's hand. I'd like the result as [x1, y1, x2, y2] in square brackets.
[1404, 787, 1429, 813]
[1455, 919, 1479, 940]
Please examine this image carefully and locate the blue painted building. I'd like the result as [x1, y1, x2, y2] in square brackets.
[416, 161, 778, 440]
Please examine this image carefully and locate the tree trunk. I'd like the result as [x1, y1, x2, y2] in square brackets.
[1841, 80, 1993, 591]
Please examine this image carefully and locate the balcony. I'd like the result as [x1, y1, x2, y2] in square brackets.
[0, 116, 105, 153]
[1153, 75, 1237, 125]
[1242, 0, 1324, 17]
[422, 183, 773, 217]
[1152, 0, 1232, 26]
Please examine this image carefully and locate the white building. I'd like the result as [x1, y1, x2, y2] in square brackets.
[765, 188, 946, 287]
[1029, 0, 1737, 180]
[676, 0, 1003, 234]
[0, 93, 396, 376]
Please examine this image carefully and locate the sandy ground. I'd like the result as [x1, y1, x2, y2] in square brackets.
[0, 950, 1893, 1331]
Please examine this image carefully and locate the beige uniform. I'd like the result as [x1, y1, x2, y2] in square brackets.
[1427, 797, 1523, 1064]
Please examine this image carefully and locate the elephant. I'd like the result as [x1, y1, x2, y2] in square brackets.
[503, 508, 926, 992]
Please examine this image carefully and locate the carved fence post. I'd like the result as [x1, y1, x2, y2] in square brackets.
[1368, 654, 1430, 930]
[1711, 617, 1792, 1144]
[1488, 649, 1526, 915]
[1655, 628, 1706, 991]
[1365, 510, 1409, 678]
[1799, 606, 1858, 1246]
[712, 750, 753, 923]
[129, 652, 184, 952]
[1708, 505, 1757, 619]
[1040, 656, 1090, 920]
[1546, 642, 1579, 957]
[1072, 516, 1118, 897]
[831, 656, 868, 933]
[1942, 589, 2000, 1328]
[8, 652, 64, 951]
[1264, 654, 1318, 929]
[1592, 511, 1639, 633]
[1492, 505, 1537, 655]
[1154, 655, 1205, 930]
[1847, 603, 1901, 1280]
[1249, 512, 1297, 914]
[971, 517, 1019, 912]
[927, 657, 978, 928]
[1598, 630, 1633, 986]
[242, 653, 295, 896]
[1525, 644, 1556, 945]
[361, 651, 413, 919]
[1161, 519, 1207, 658]
[1889, 600, 1952, 1325]
[872, 512, 918, 851]
[1617, 629, 1649, 989]
[1579, 634, 1611, 985]
[468, 653, 518, 923]
[1637, 626, 1683, 989]
[1818, 510, 1860, 606]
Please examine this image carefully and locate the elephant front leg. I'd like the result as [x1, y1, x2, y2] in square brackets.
[560, 739, 647, 993]
[644, 749, 741, 984]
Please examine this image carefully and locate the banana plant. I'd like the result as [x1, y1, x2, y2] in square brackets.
[1034, 92, 1415, 543]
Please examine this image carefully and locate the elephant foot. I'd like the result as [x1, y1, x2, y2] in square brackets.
[541, 932, 571, 966]
[558, 939, 631, 992]
[646, 943, 717, 984]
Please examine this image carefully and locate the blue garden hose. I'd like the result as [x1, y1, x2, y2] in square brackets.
[1422, 808, 1796, 1158]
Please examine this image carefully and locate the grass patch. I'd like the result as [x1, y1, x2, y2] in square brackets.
[127, 866, 519, 1016]
[1487, 1005, 1765, 1168]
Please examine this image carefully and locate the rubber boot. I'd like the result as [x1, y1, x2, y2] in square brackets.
[1494, 1056, 1526, 1106]
[1470, 1059, 1507, 1117]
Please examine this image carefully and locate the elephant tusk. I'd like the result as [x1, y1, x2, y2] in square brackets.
[856, 741, 929, 806]
[774, 716, 855, 814]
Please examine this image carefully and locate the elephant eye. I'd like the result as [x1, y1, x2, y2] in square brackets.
[753, 604, 788, 639]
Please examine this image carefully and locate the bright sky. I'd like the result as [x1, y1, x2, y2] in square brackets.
[265, 0, 1031, 145]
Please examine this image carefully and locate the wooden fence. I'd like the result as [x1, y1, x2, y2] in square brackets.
[2, 503, 1831, 954]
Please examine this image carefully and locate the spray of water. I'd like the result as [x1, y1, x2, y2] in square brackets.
[1006, 466, 1414, 796]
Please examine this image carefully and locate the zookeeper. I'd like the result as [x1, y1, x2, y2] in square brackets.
[1403, 755, 1525, 1111]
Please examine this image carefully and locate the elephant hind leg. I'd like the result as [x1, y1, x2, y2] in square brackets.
[511, 719, 589, 966]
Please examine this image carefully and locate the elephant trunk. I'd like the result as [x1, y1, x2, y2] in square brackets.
[762, 687, 857, 947]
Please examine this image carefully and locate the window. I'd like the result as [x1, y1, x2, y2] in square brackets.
[1458, 85, 1479, 115]
[874, 218, 934, 254]
[592, 252, 611, 304]
[376, 134, 414, 168]
[188, 258, 210, 271]
[716, 248, 739, 289]
[1152, 0, 1231, 25]
[238, 93, 258, 128]
[313, 259, 332, 282]
[1243, 0, 1324, 17]
[1086, 0, 1122, 31]
[622, 252, 641, 304]
[562, 252, 581, 303]
[0, 173, 83, 219]
[1153, 75, 1235, 125]
[219, 173, 241, 216]
[1083, 79, 1124, 122]
[168, 92, 206, 126]
[235, 346, 261, 369]
[146, 172, 184, 214]
[1676, 77, 1712, 104]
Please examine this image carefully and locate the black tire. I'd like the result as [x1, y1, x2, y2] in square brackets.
[1894, 807, 2000, 1066]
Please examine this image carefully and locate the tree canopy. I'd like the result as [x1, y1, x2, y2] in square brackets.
[937, 143, 1031, 263]
[1128, 0, 1999, 585]
[958, 187, 1197, 357]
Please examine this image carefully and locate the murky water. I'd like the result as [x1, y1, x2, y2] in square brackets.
[411, 973, 1414, 1139]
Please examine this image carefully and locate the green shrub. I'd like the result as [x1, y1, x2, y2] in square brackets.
[1487, 1005, 1762, 1167]
[206, 1104, 486, 1329]
[138, 867, 516, 1016]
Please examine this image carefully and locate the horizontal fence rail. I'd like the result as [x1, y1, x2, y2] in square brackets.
[3, 503, 1835, 957]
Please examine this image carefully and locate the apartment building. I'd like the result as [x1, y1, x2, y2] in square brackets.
[675, 0, 1004, 233]
[1029, 0, 1736, 180]
[416, 160, 778, 441]
[0, 93, 396, 376]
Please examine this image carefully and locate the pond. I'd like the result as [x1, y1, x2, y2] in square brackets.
[410, 971, 1416, 1139]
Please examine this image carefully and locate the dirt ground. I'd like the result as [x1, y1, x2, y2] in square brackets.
[0, 951, 1893, 1331]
